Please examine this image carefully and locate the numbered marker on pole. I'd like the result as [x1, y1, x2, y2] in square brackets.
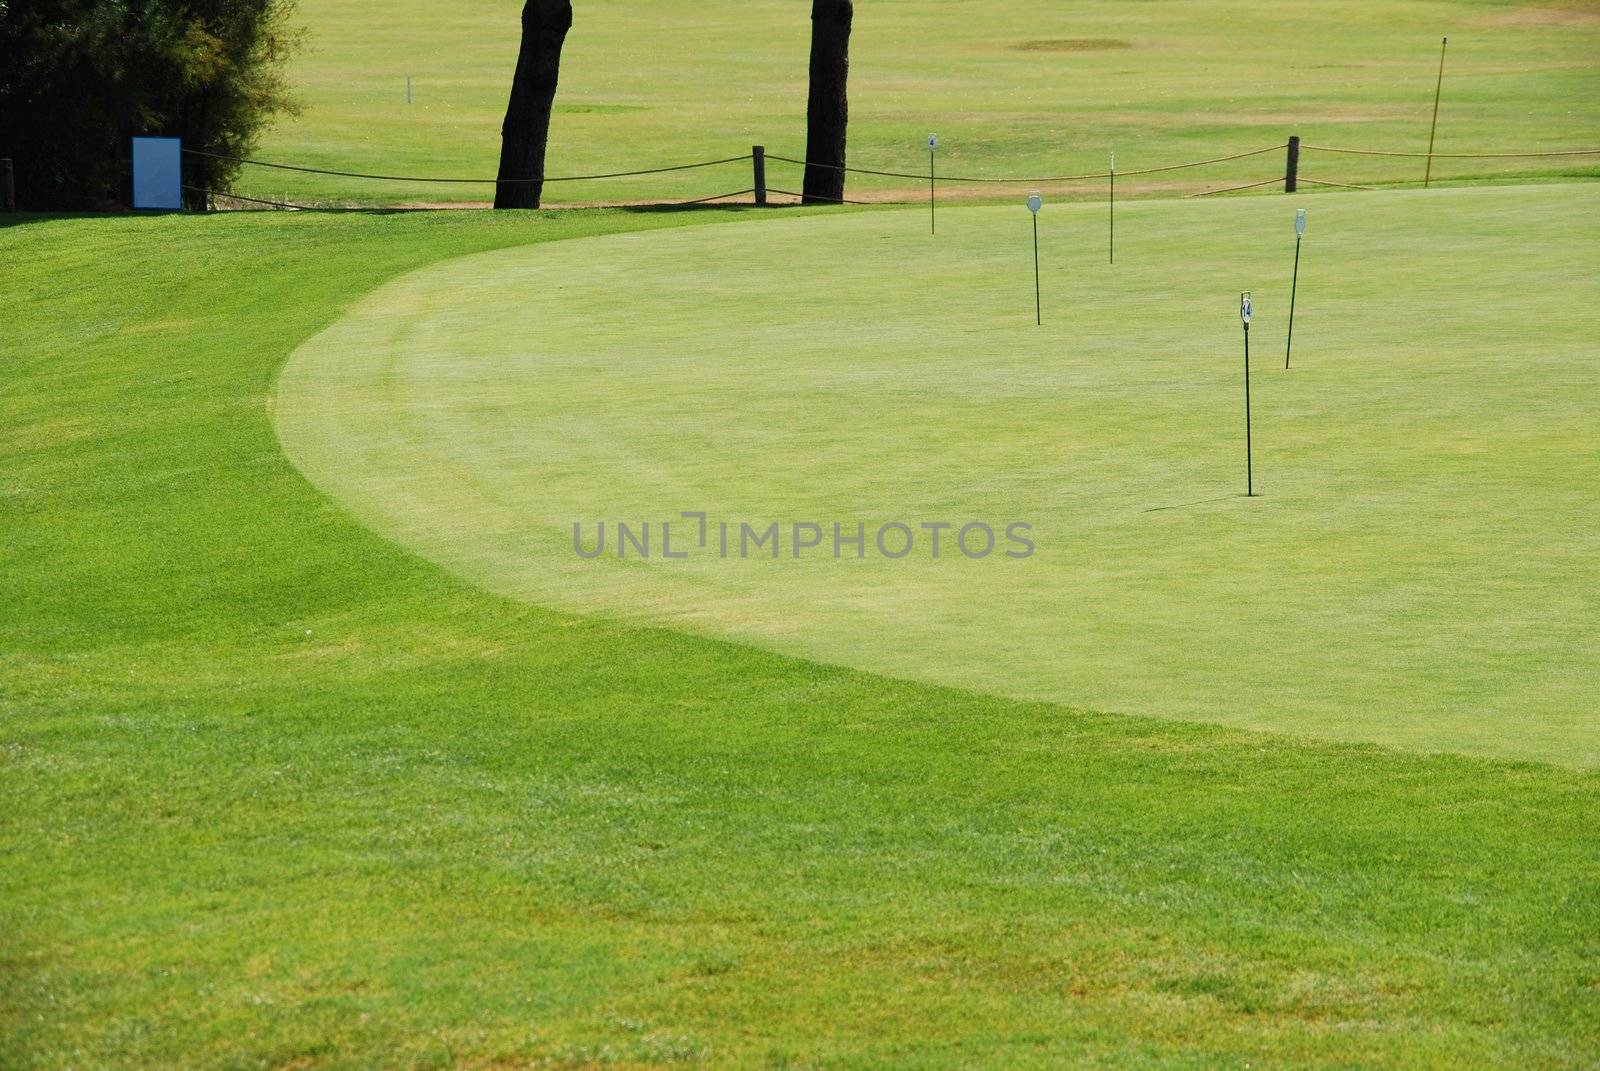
[1295, 208, 1306, 237]
[928, 133, 939, 151]
[1027, 192, 1042, 215]
[1240, 291, 1253, 326]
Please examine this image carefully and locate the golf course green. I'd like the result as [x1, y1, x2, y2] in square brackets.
[6, 0, 1600, 1064]
[277, 184, 1600, 766]
[6, 186, 1599, 1071]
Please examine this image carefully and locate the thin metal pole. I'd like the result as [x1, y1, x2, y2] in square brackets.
[1244, 323, 1254, 496]
[929, 150, 936, 234]
[1108, 159, 1115, 265]
[406, 75, 412, 104]
[1285, 235, 1302, 369]
[1032, 214, 1041, 325]
[1424, 36, 1448, 188]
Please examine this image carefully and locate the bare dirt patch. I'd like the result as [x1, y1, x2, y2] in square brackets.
[1481, 3, 1600, 28]
[1012, 38, 1134, 52]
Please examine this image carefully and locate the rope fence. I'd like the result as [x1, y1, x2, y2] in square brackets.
[766, 187, 886, 206]
[1099, 143, 1290, 180]
[665, 187, 758, 206]
[1297, 177, 1374, 191]
[191, 183, 762, 210]
[765, 142, 1288, 183]
[1186, 177, 1282, 199]
[186, 185, 299, 210]
[182, 135, 1600, 211]
[181, 147, 753, 184]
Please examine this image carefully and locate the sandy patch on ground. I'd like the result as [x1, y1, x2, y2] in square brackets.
[1010, 38, 1134, 52]
[1480, 3, 1600, 27]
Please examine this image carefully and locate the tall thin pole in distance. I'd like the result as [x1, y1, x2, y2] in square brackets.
[1032, 214, 1042, 325]
[406, 75, 413, 104]
[1108, 151, 1115, 265]
[1285, 237, 1302, 368]
[1028, 192, 1043, 325]
[1241, 291, 1254, 497]
[1424, 36, 1448, 188]
[1285, 209, 1305, 369]
[928, 133, 938, 235]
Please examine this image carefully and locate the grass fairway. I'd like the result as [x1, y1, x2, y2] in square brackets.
[3, 199, 1599, 1069]
[277, 184, 1600, 767]
[256, 0, 1600, 204]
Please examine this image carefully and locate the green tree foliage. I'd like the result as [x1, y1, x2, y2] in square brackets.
[0, 0, 300, 209]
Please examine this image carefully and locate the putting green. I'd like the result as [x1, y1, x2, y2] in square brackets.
[276, 185, 1600, 765]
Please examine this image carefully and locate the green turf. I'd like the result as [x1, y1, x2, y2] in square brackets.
[275, 184, 1600, 767]
[3, 199, 1599, 1069]
[252, 0, 1600, 205]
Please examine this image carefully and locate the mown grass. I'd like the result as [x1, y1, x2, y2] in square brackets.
[2, 205, 1598, 1068]
[251, 0, 1600, 206]
[273, 184, 1600, 767]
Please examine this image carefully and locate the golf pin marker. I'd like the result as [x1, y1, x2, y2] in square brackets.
[1287, 210, 1306, 368]
[1108, 151, 1116, 264]
[1028, 192, 1043, 325]
[1240, 291, 1254, 496]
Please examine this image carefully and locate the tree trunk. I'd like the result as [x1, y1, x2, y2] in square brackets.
[802, 0, 851, 205]
[180, 98, 210, 211]
[495, 0, 572, 209]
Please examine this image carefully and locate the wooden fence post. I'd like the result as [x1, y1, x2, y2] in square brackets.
[752, 145, 766, 206]
[1284, 136, 1300, 193]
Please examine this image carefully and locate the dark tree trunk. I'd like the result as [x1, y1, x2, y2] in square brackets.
[495, 0, 572, 209]
[802, 0, 851, 205]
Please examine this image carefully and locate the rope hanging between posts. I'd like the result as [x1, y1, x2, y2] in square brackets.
[765, 187, 883, 206]
[177, 136, 1600, 211]
[765, 143, 1287, 184]
[180, 148, 754, 183]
